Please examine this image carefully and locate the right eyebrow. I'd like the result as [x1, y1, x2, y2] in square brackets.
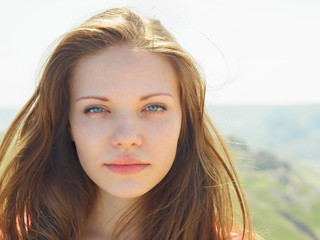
[75, 96, 110, 102]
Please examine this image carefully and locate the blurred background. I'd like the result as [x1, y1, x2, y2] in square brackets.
[1, 0, 319, 239]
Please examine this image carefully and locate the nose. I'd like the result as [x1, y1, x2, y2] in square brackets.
[110, 114, 143, 149]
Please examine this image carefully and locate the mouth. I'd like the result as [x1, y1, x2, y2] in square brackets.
[105, 156, 150, 175]
[105, 164, 149, 175]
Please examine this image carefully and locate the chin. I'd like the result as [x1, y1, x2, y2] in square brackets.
[113, 193, 143, 199]
[105, 185, 151, 199]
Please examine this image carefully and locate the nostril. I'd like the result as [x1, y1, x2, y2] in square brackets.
[110, 128, 143, 148]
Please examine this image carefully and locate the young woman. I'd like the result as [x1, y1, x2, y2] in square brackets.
[0, 7, 256, 239]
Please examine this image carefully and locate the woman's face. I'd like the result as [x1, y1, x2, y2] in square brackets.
[69, 44, 182, 199]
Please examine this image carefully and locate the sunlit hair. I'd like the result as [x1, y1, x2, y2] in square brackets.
[0, 7, 255, 239]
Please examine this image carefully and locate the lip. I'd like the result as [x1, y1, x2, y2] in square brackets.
[105, 156, 150, 175]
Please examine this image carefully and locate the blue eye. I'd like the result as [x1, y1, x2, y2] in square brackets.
[84, 106, 106, 115]
[144, 104, 167, 113]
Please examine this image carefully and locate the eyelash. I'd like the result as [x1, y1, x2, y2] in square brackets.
[83, 104, 167, 116]
[143, 104, 167, 114]
[84, 105, 107, 115]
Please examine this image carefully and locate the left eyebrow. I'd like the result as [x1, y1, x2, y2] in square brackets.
[140, 93, 173, 101]
[76, 96, 109, 102]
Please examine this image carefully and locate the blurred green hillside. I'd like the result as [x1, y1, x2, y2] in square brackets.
[208, 105, 320, 240]
[229, 140, 320, 240]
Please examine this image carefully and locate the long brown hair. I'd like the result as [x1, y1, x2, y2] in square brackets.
[0, 7, 254, 239]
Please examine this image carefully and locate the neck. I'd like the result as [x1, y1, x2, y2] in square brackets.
[85, 190, 139, 239]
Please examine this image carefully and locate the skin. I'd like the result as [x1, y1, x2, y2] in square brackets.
[68, 44, 182, 239]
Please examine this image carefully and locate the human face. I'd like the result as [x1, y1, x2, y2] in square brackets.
[69, 44, 182, 199]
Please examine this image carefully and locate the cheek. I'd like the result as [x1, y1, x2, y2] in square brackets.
[70, 121, 109, 164]
[71, 118, 111, 144]
[146, 116, 181, 159]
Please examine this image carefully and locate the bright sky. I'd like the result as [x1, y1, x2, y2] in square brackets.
[1, 0, 320, 108]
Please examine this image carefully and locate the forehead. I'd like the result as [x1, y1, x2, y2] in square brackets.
[70, 44, 180, 99]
